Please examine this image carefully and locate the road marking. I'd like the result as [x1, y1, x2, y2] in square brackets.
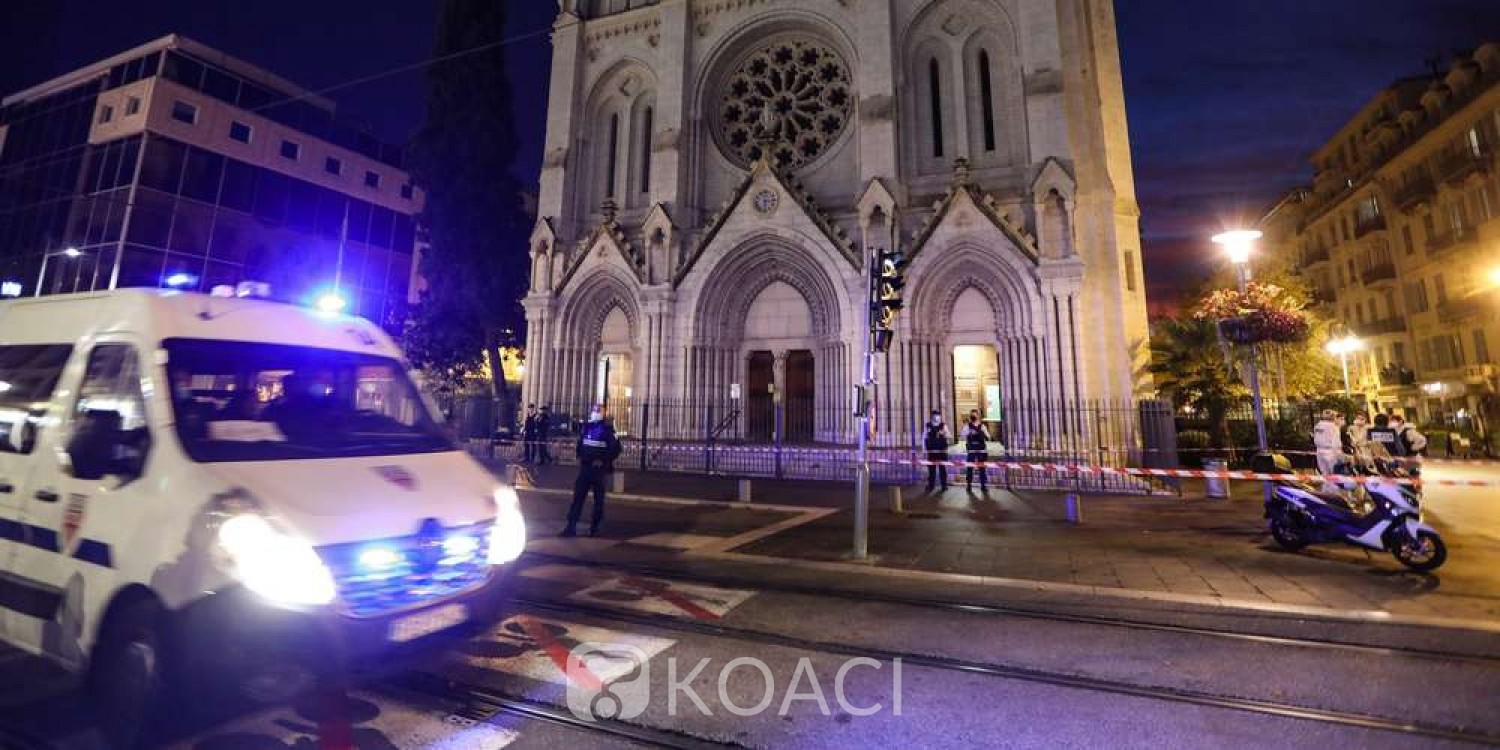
[569, 574, 757, 620]
[171, 689, 519, 749]
[628, 532, 726, 550]
[455, 615, 674, 688]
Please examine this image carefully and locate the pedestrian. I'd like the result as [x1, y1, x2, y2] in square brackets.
[537, 405, 554, 465]
[1390, 414, 1428, 473]
[562, 403, 622, 538]
[1312, 409, 1344, 481]
[923, 409, 951, 492]
[521, 403, 539, 464]
[963, 410, 990, 492]
[1346, 412, 1371, 467]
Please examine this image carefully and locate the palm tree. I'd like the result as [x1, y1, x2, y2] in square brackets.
[1150, 316, 1246, 450]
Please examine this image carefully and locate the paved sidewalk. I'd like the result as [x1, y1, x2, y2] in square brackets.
[502, 461, 1500, 624]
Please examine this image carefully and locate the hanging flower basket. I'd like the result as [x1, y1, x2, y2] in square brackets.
[1194, 283, 1311, 345]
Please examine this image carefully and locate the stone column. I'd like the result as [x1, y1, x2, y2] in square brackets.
[538, 12, 586, 225]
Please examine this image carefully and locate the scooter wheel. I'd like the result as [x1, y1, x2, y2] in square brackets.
[1269, 516, 1308, 551]
[1392, 530, 1446, 572]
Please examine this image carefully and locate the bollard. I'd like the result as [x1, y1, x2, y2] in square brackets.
[889, 485, 905, 514]
[611, 471, 625, 494]
[1064, 493, 1083, 524]
[1203, 459, 1230, 500]
[737, 478, 753, 503]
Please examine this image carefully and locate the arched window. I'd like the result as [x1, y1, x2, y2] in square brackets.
[928, 58, 944, 158]
[640, 106, 653, 194]
[978, 50, 996, 153]
[606, 112, 620, 199]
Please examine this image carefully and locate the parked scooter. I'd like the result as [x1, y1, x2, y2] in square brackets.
[1257, 453, 1446, 572]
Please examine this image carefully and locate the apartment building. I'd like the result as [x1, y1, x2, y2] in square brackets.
[0, 34, 423, 326]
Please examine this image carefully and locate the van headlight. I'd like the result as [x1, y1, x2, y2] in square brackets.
[218, 514, 337, 606]
[488, 486, 526, 565]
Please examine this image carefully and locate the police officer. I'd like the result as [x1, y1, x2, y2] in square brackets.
[521, 404, 540, 463]
[536, 405, 554, 465]
[963, 410, 990, 491]
[923, 410, 951, 492]
[562, 403, 622, 537]
[1366, 413, 1402, 468]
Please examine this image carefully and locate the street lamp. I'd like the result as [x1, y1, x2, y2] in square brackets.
[35, 246, 87, 296]
[1212, 229, 1270, 462]
[1326, 334, 1364, 395]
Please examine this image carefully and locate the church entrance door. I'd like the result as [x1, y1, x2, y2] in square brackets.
[747, 351, 775, 441]
[785, 350, 815, 443]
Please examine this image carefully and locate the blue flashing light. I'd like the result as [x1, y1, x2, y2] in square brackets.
[357, 546, 402, 570]
[314, 290, 347, 315]
[164, 272, 199, 289]
[0, 280, 21, 298]
[443, 534, 480, 558]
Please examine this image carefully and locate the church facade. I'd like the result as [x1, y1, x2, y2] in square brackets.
[522, 0, 1151, 443]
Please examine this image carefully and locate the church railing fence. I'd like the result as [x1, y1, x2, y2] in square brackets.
[458, 396, 1180, 495]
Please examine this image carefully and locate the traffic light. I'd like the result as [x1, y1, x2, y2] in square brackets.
[868, 248, 906, 353]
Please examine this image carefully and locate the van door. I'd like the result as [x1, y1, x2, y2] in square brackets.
[12, 339, 150, 665]
[0, 343, 76, 650]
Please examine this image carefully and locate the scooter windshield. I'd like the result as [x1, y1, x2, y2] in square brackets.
[163, 338, 454, 462]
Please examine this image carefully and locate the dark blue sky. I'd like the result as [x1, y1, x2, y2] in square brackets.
[4, 2, 1497, 308]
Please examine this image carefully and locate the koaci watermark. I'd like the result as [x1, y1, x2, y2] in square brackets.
[565, 642, 903, 721]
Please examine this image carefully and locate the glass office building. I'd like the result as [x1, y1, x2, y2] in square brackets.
[0, 35, 421, 328]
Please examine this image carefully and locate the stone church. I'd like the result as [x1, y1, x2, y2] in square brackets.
[522, 0, 1150, 443]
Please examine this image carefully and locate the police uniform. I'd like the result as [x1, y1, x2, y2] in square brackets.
[924, 419, 950, 491]
[565, 417, 623, 536]
[964, 421, 990, 490]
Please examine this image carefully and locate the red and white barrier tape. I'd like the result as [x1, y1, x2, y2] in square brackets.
[871, 458, 1500, 488]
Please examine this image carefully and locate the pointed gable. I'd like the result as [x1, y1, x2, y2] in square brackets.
[674, 160, 858, 285]
[554, 210, 644, 293]
[908, 159, 1040, 264]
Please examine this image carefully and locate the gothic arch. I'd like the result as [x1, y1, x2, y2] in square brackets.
[557, 269, 641, 348]
[907, 243, 1040, 339]
[689, 235, 845, 344]
[579, 59, 660, 218]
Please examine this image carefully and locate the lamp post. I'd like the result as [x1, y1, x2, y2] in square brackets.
[34, 246, 84, 297]
[1212, 230, 1270, 463]
[1325, 334, 1364, 396]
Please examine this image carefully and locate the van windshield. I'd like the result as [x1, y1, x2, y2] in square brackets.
[163, 338, 454, 462]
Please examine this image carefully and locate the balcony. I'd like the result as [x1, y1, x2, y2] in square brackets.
[1353, 214, 1387, 239]
[1435, 148, 1491, 185]
[1392, 176, 1434, 212]
[1379, 365, 1418, 387]
[1438, 290, 1498, 323]
[1426, 228, 1474, 256]
[1464, 365, 1498, 385]
[1360, 263, 1397, 285]
[1303, 246, 1330, 266]
[1358, 316, 1407, 336]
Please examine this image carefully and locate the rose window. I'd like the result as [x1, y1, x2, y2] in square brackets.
[717, 38, 853, 171]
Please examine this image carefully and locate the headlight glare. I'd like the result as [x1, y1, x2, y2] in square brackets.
[488, 486, 526, 564]
[218, 514, 337, 606]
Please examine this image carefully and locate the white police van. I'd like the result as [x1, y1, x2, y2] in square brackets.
[0, 287, 525, 744]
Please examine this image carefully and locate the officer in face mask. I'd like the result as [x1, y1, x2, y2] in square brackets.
[923, 410, 951, 492]
[563, 403, 623, 538]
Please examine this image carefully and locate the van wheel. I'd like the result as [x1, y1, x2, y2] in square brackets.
[88, 599, 168, 748]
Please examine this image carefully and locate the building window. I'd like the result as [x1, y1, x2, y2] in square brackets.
[229, 121, 252, 144]
[1401, 224, 1414, 255]
[928, 58, 944, 159]
[171, 100, 198, 125]
[325, 156, 342, 176]
[1434, 274, 1448, 304]
[640, 106, 653, 194]
[400, 183, 414, 200]
[1475, 330, 1492, 364]
[1124, 250, 1137, 292]
[98, 104, 114, 124]
[978, 50, 996, 153]
[364, 170, 381, 189]
[605, 112, 620, 199]
[280, 140, 300, 160]
[125, 96, 142, 116]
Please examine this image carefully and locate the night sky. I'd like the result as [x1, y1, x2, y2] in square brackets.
[4, 2, 1498, 313]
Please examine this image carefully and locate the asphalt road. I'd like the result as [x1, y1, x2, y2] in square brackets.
[4, 532, 1499, 749]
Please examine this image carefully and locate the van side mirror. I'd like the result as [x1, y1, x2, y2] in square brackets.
[66, 410, 148, 481]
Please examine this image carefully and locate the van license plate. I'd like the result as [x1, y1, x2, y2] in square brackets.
[389, 603, 468, 642]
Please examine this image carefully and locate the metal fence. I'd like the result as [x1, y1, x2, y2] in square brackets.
[459, 396, 1179, 495]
